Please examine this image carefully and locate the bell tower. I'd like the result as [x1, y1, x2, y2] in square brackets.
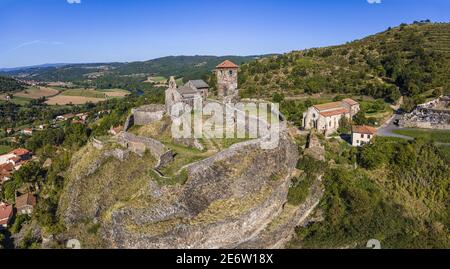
[215, 60, 239, 99]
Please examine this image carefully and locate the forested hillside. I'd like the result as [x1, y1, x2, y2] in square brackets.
[239, 22, 450, 106]
[0, 76, 24, 93]
[0, 55, 266, 84]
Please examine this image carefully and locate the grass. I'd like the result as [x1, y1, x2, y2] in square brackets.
[393, 129, 450, 143]
[0, 145, 12, 154]
[0, 95, 33, 105]
[61, 89, 107, 99]
[149, 76, 167, 83]
[13, 86, 59, 99]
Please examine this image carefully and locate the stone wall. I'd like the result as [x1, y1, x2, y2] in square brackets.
[124, 105, 166, 131]
[132, 105, 165, 126]
[116, 132, 174, 169]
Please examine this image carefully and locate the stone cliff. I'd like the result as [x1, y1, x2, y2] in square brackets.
[58, 120, 323, 249]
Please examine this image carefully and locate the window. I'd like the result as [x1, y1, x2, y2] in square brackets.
[361, 134, 364, 139]
[229, 70, 233, 76]
[313, 113, 316, 118]
[368, 135, 371, 139]
[329, 121, 332, 127]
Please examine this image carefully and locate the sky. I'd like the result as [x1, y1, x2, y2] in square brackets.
[0, 0, 449, 68]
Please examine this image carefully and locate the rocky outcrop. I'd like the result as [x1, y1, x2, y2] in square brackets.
[98, 131, 299, 249]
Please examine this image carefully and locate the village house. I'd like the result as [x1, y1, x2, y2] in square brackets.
[56, 113, 76, 121]
[302, 98, 360, 136]
[0, 163, 14, 183]
[351, 125, 377, 147]
[21, 128, 33, 136]
[0, 202, 13, 229]
[0, 148, 33, 182]
[215, 60, 239, 99]
[76, 112, 89, 122]
[15, 193, 37, 215]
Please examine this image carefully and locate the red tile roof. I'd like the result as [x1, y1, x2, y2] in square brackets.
[15, 193, 37, 209]
[352, 125, 377, 135]
[216, 60, 239, 69]
[320, 108, 350, 117]
[313, 102, 344, 112]
[0, 203, 13, 225]
[0, 163, 15, 172]
[342, 98, 359, 106]
[10, 148, 31, 156]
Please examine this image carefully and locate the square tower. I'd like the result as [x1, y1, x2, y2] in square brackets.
[215, 60, 239, 99]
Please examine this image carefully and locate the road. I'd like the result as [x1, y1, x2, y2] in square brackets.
[376, 113, 414, 140]
[377, 113, 450, 146]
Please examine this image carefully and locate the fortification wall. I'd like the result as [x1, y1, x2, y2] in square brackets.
[116, 132, 174, 169]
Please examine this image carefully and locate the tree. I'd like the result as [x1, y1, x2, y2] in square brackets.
[337, 116, 351, 134]
[272, 92, 285, 103]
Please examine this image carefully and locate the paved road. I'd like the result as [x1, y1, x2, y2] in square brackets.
[377, 113, 450, 146]
[376, 113, 413, 140]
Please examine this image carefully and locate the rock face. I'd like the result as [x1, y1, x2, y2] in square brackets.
[60, 127, 303, 249]
[103, 131, 298, 249]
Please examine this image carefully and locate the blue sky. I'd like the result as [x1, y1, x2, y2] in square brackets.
[0, 0, 449, 68]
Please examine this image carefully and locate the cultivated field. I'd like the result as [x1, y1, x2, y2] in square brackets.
[14, 86, 60, 99]
[45, 88, 130, 105]
[45, 95, 106, 105]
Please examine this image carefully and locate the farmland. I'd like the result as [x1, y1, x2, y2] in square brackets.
[45, 88, 130, 105]
[13, 86, 59, 99]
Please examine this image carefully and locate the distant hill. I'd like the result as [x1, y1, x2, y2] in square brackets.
[0, 75, 25, 93]
[0, 55, 269, 83]
[239, 22, 450, 102]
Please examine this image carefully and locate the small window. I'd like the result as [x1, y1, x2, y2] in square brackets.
[329, 122, 332, 127]
[229, 70, 233, 76]
[368, 135, 371, 139]
[361, 134, 364, 139]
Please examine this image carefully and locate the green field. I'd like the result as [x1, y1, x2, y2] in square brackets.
[61, 89, 107, 98]
[4, 96, 33, 105]
[150, 76, 167, 83]
[0, 145, 12, 155]
[393, 129, 450, 143]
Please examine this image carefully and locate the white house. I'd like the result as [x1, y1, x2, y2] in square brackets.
[351, 125, 377, 147]
[303, 98, 360, 136]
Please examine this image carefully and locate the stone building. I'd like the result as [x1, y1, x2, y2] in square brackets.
[165, 76, 208, 115]
[351, 125, 377, 147]
[15, 193, 37, 215]
[302, 98, 360, 136]
[215, 60, 239, 100]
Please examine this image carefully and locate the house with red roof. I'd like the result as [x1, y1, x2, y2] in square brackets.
[0, 148, 33, 183]
[351, 125, 377, 147]
[15, 193, 37, 215]
[0, 202, 13, 229]
[303, 99, 360, 136]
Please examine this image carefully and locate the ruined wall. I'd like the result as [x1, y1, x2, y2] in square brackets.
[116, 132, 174, 169]
[132, 105, 165, 126]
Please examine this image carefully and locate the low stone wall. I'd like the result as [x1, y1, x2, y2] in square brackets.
[116, 132, 174, 169]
